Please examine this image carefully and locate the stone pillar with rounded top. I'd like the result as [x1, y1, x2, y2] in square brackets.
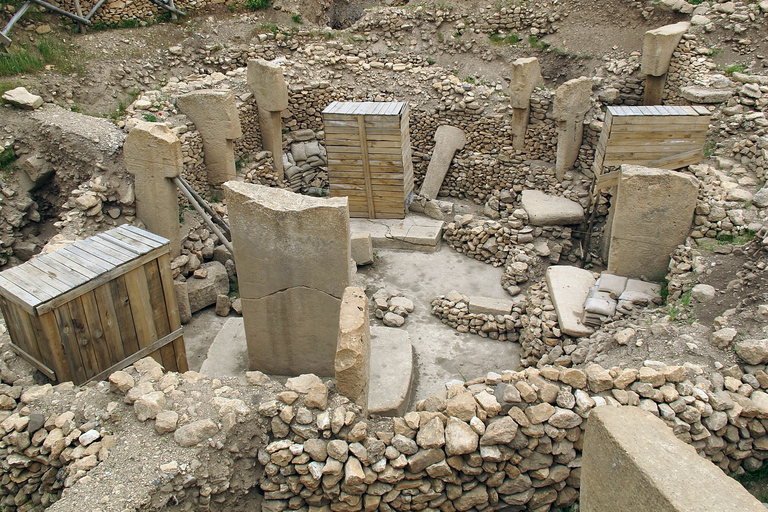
[509, 57, 542, 151]
[123, 121, 183, 257]
[335, 287, 370, 411]
[176, 89, 243, 187]
[248, 58, 289, 180]
[641, 22, 690, 105]
[222, 181, 351, 376]
[553, 76, 592, 181]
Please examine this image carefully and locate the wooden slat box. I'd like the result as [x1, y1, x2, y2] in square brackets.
[323, 101, 414, 219]
[592, 105, 711, 177]
[0, 225, 188, 385]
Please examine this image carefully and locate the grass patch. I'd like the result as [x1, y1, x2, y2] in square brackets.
[291, 13, 303, 23]
[723, 63, 746, 76]
[0, 80, 23, 101]
[143, 113, 157, 122]
[489, 32, 520, 45]
[108, 101, 127, 122]
[716, 230, 756, 246]
[0, 147, 17, 171]
[247, 0, 271, 10]
[528, 35, 550, 50]
[735, 462, 768, 484]
[703, 140, 716, 158]
[0, 37, 85, 76]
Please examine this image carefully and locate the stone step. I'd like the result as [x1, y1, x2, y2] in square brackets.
[520, 190, 585, 226]
[369, 325, 414, 416]
[351, 215, 444, 253]
[545, 265, 596, 338]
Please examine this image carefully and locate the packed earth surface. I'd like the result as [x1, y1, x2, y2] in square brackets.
[2, 0, 768, 510]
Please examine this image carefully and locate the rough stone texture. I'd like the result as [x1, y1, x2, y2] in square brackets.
[223, 181, 350, 376]
[247, 59, 289, 179]
[520, 190, 585, 226]
[335, 287, 370, 411]
[351, 232, 374, 266]
[641, 22, 690, 104]
[680, 86, 732, 103]
[553, 76, 591, 180]
[581, 406, 765, 512]
[545, 265, 596, 338]
[176, 89, 243, 186]
[123, 121, 183, 256]
[690, 283, 716, 302]
[2, 87, 44, 109]
[510, 57, 543, 151]
[467, 296, 513, 316]
[186, 261, 229, 313]
[734, 339, 768, 365]
[606, 165, 699, 280]
[419, 126, 467, 200]
[369, 325, 413, 417]
[174, 281, 192, 324]
[173, 418, 219, 447]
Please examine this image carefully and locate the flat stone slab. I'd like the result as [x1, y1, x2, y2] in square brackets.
[545, 265, 596, 338]
[369, 325, 414, 416]
[200, 318, 248, 378]
[680, 85, 733, 104]
[521, 190, 585, 226]
[468, 296, 513, 316]
[351, 215, 444, 253]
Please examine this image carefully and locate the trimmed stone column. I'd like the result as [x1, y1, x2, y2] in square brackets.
[641, 22, 690, 105]
[223, 181, 350, 376]
[335, 287, 370, 412]
[419, 125, 466, 200]
[553, 76, 592, 181]
[176, 89, 243, 187]
[509, 57, 542, 151]
[605, 165, 698, 280]
[248, 59, 289, 180]
[123, 121, 183, 257]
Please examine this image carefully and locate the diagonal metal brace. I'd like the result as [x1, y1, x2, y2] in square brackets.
[145, 0, 185, 16]
[28, 0, 92, 25]
[1, 1, 33, 47]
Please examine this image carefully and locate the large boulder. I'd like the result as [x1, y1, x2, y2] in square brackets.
[186, 261, 229, 313]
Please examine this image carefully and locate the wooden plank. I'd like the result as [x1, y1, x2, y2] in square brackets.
[120, 224, 169, 246]
[26, 257, 89, 290]
[35, 245, 169, 316]
[8, 342, 55, 381]
[112, 226, 164, 250]
[109, 276, 139, 356]
[85, 328, 183, 385]
[144, 259, 176, 372]
[0, 298, 38, 362]
[0, 274, 46, 315]
[37, 310, 71, 382]
[45, 251, 99, 280]
[95, 232, 146, 255]
[76, 239, 130, 267]
[3, 264, 67, 297]
[80, 290, 114, 374]
[357, 114, 376, 219]
[68, 296, 98, 379]
[605, 131, 705, 143]
[644, 148, 703, 169]
[692, 105, 711, 115]
[87, 236, 141, 261]
[93, 282, 127, 364]
[596, 170, 620, 190]
[53, 304, 88, 384]
[157, 253, 188, 373]
[123, 265, 161, 364]
[59, 245, 113, 271]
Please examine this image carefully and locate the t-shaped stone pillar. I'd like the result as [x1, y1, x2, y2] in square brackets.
[509, 57, 543, 151]
[123, 122, 183, 257]
[553, 76, 592, 181]
[223, 181, 351, 377]
[641, 22, 690, 105]
[176, 89, 243, 187]
[419, 125, 466, 200]
[247, 59, 289, 181]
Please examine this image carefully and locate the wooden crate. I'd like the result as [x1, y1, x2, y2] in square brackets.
[322, 101, 414, 219]
[592, 105, 711, 184]
[0, 225, 188, 385]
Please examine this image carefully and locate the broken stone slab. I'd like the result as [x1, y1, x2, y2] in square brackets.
[351, 216, 445, 253]
[335, 287, 370, 411]
[186, 261, 229, 313]
[176, 89, 243, 186]
[545, 266, 596, 338]
[467, 296, 513, 316]
[520, 190, 585, 226]
[606, 165, 699, 280]
[2, 87, 43, 109]
[509, 57, 543, 151]
[596, 274, 628, 299]
[369, 325, 413, 417]
[123, 121, 183, 257]
[409, 195, 455, 221]
[419, 126, 467, 200]
[351, 232, 374, 266]
[553, 76, 592, 180]
[223, 181, 350, 377]
[680, 86, 733, 104]
[199, 317, 248, 378]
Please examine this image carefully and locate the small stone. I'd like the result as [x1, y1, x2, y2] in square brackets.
[155, 410, 179, 434]
[174, 419, 219, 447]
[383, 312, 405, 327]
[690, 284, 716, 302]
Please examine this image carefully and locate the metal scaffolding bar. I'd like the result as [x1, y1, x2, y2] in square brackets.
[1, 1, 32, 47]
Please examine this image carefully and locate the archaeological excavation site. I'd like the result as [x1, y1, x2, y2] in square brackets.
[2, 0, 768, 509]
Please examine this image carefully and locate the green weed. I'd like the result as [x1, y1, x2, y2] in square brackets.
[142, 113, 157, 122]
[0, 37, 84, 76]
[528, 35, 550, 50]
[426, 57, 435, 65]
[247, 0, 271, 10]
[291, 13, 303, 23]
[723, 63, 746, 76]
[489, 32, 520, 45]
[703, 140, 716, 158]
[0, 147, 16, 171]
[260, 22, 278, 34]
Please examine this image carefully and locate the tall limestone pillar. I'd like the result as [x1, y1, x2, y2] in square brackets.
[248, 59, 289, 180]
[641, 22, 690, 105]
[509, 57, 543, 151]
[553, 76, 592, 181]
[223, 182, 351, 376]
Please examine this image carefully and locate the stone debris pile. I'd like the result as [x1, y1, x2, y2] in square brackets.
[373, 290, 416, 328]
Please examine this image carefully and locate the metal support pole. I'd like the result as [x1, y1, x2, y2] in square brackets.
[85, 0, 108, 20]
[73, 0, 85, 34]
[177, 176, 230, 238]
[173, 178, 234, 255]
[28, 0, 91, 25]
[0, 1, 32, 47]
[145, 0, 185, 16]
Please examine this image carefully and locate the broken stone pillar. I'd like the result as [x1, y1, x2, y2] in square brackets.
[123, 121, 183, 257]
[176, 89, 243, 187]
[553, 76, 592, 181]
[509, 57, 542, 151]
[419, 125, 466, 200]
[335, 287, 370, 411]
[641, 22, 690, 105]
[605, 164, 698, 280]
[248, 59, 289, 181]
[223, 181, 350, 376]
[581, 406, 765, 512]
